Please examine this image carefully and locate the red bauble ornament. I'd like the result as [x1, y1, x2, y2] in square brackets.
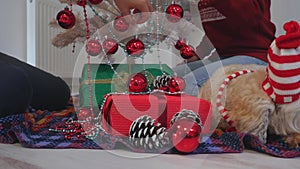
[126, 38, 145, 57]
[171, 119, 201, 153]
[56, 7, 76, 29]
[86, 39, 102, 56]
[166, 4, 184, 23]
[103, 38, 119, 55]
[88, 0, 103, 5]
[113, 16, 130, 32]
[175, 39, 187, 50]
[128, 73, 148, 93]
[77, 0, 87, 6]
[168, 76, 186, 93]
[180, 45, 195, 59]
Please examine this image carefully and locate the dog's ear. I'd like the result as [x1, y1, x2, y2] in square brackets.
[269, 100, 300, 136]
[269, 101, 300, 147]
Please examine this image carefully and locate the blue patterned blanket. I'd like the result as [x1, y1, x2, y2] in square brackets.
[0, 102, 299, 158]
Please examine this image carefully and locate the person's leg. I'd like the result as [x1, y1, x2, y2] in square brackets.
[0, 52, 71, 112]
[0, 60, 33, 117]
[179, 55, 267, 96]
[172, 59, 211, 77]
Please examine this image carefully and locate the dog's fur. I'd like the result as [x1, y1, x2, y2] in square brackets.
[198, 64, 300, 147]
[269, 99, 300, 147]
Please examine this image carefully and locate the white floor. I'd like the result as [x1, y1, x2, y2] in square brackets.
[0, 143, 299, 169]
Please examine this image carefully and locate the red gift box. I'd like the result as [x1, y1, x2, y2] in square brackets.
[101, 93, 212, 137]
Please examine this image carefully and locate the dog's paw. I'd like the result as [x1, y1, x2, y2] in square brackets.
[283, 133, 300, 148]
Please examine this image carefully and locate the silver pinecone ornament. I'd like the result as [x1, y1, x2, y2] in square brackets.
[153, 74, 172, 89]
[129, 115, 170, 150]
[170, 109, 203, 128]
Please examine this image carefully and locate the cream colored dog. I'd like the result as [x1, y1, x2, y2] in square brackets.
[198, 64, 300, 147]
[269, 99, 300, 148]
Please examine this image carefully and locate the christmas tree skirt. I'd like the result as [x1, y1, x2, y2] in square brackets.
[0, 100, 299, 158]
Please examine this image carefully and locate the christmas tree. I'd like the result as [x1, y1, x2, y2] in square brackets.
[50, 0, 198, 57]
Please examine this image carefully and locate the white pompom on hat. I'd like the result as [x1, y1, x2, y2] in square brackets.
[262, 20, 300, 104]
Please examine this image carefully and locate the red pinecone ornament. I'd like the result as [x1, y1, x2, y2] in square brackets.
[103, 38, 119, 55]
[113, 16, 130, 32]
[126, 38, 145, 57]
[180, 45, 195, 59]
[88, 0, 103, 5]
[86, 39, 102, 56]
[128, 73, 148, 93]
[166, 4, 184, 23]
[56, 7, 76, 29]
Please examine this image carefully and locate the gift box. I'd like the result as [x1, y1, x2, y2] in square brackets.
[101, 93, 212, 137]
[79, 64, 174, 107]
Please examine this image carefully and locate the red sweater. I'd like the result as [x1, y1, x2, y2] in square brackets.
[198, 0, 276, 62]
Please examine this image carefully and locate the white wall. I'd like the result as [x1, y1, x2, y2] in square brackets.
[271, 0, 300, 36]
[0, 0, 27, 61]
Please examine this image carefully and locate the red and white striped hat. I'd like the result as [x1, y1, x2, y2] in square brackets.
[262, 21, 300, 104]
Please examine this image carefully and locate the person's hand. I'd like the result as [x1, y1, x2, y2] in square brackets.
[114, 0, 153, 16]
[114, 0, 154, 24]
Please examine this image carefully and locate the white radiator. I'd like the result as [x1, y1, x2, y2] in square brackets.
[34, 0, 81, 78]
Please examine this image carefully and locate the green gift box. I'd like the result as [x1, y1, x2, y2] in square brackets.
[79, 64, 174, 107]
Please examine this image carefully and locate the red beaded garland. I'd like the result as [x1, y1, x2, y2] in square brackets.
[126, 38, 145, 57]
[77, 0, 87, 6]
[103, 38, 119, 55]
[113, 16, 130, 32]
[86, 39, 102, 56]
[165, 4, 184, 23]
[168, 76, 186, 93]
[171, 118, 201, 153]
[128, 73, 148, 93]
[56, 7, 76, 29]
[57, 121, 85, 140]
[180, 45, 195, 59]
[88, 0, 103, 5]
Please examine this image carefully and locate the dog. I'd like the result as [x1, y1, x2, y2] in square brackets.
[198, 64, 274, 143]
[198, 64, 300, 147]
[197, 20, 300, 147]
[269, 99, 300, 148]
